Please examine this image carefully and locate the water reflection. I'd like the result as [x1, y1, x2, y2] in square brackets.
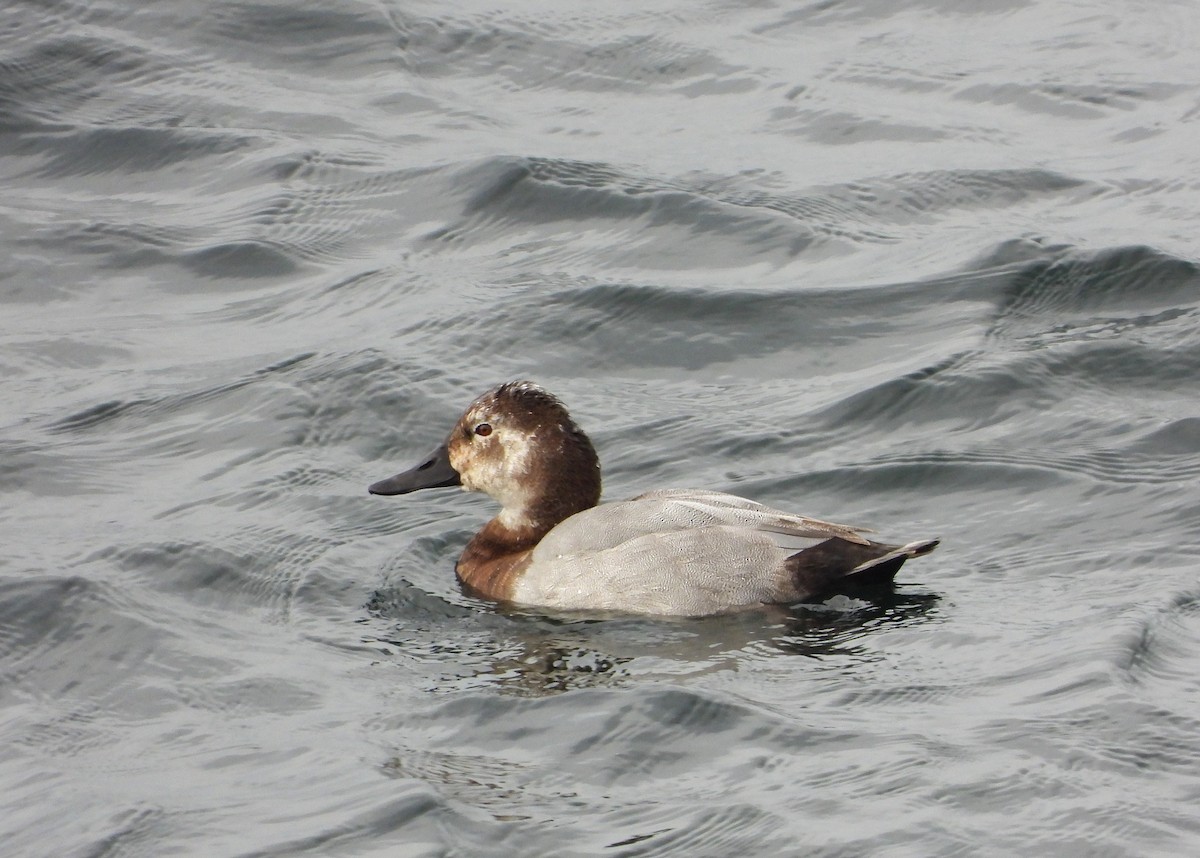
[361, 582, 941, 697]
[771, 589, 943, 657]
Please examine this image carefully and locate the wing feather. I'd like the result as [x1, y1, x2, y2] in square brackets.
[533, 489, 873, 561]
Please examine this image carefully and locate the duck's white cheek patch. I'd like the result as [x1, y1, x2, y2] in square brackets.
[472, 456, 506, 491]
[500, 431, 537, 478]
[448, 446, 472, 484]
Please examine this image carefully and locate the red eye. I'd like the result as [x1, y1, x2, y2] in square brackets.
[474, 422, 492, 437]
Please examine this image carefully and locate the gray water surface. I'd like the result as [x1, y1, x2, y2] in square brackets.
[3, 1, 1200, 855]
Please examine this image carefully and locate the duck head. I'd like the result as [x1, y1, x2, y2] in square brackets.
[369, 381, 602, 534]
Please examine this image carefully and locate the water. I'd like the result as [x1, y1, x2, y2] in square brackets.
[3, 0, 1200, 855]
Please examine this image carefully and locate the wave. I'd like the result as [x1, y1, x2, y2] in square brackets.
[420, 156, 1094, 263]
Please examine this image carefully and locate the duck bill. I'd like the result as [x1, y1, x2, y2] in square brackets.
[368, 442, 461, 495]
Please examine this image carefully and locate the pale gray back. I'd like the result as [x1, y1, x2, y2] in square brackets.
[512, 489, 870, 615]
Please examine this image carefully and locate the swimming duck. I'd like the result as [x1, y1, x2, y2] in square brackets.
[369, 381, 938, 616]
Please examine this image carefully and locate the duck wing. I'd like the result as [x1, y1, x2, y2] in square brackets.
[518, 489, 936, 616]
[633, 489, 874, 545]
[536, 489, 872, 558]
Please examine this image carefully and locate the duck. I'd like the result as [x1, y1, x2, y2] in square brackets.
[368, 381, 939, 617]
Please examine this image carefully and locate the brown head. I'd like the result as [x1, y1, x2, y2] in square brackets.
[369, 381, 602, 538]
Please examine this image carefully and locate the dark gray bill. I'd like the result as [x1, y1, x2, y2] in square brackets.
[368, 442, 461, 495]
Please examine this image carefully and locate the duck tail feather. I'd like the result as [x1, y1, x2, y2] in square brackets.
[785, 536, 940, 600]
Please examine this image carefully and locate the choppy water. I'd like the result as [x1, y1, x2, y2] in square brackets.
[4, 0, 1200, 855]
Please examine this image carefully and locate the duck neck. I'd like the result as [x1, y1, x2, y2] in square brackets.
[456, 517, 541, 600]
[457, 458, 600, 599]
[473, 426, 602, 548]
[499, 439, 597, 540]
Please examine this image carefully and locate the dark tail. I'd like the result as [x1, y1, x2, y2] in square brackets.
[785, 537, 940, 601]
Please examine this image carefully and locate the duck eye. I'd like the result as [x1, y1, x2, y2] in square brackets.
[473, 422, 493, 437]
